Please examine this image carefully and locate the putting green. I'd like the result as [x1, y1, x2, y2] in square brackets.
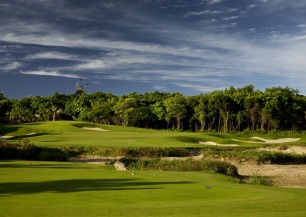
[0, 161, 306, 217]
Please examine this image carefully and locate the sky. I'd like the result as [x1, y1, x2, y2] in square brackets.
[1, 0, 306, 98]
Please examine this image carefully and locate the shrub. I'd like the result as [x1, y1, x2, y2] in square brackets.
[120, 158, 239, 177]
[243, 174, 274, 186]
[19, 140, 37, 160]
[36, 148, 68, 161]
[0, 142, 20, 159]
[123, 147, 191, 158]
[0, 142, 69, 161]
[257, 152, 306, 164]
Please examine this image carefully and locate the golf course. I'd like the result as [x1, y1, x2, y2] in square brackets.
[1, 121, 306, 217]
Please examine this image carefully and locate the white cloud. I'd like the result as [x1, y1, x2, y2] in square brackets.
[5, 27, 306, 90]
[248, 4, 256, 9]
[20, 70, 83, 79]
[26, 51, 78, 60]
[153, 85, 168, 92]
[207, 0, 223, 5]
[184, 10, 222, 17]
[2, 0, 306, 94]
[222, 16, 239, 21]
[3, 62, 23, 71]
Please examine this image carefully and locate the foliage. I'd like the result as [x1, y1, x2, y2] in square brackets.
[120, 158, 239, 177]
[1, 86, 306, 132]
[257, 152, 306, 164]
[0, 142, 69, 161]
[242, 174, 274, 186]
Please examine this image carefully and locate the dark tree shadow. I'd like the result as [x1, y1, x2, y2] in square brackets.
[0, 126, 22, 136]
[0, 179, 195, 196]
[17, 133, 50, 139]
[0, 162, 95, 170]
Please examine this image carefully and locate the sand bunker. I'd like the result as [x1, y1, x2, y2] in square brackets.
[82, 127, 109, 132]
[232, 137, 300, 144]
[251, 137, 300, 144]
[26, 133, 37, 136]
[199, 136, 300, 147]
[0, 135, 14, 140]
[199, 141, 239, 147]
[233, 162, 306, 189]
[258, 146, 306, 155]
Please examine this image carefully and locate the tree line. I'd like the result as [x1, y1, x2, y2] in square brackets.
[1, 85, 306, 132]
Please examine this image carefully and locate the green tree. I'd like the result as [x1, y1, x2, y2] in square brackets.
[163, 93, 187, 130]
[0, 94, 12, 123]
[194, 95, 207, 132]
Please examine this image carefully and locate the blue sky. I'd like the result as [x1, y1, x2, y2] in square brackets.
[1, 0, 306, 98]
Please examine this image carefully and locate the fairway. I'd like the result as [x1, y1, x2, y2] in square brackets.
[0, 161, 306, 217]
[1, 121, 305, 148]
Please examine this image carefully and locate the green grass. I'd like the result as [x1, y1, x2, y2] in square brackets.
[0, 160, 306, 217]
[1, 121, 305, 148]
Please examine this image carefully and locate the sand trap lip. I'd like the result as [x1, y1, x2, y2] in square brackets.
[82, 127, 109, 132]
[199, 141, 239, 147]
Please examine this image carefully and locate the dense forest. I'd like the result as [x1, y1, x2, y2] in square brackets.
[1, 85, 306, 132]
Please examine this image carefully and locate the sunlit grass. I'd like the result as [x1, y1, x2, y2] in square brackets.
[0, 121, 305, 148]
[0, 161, 306, 217]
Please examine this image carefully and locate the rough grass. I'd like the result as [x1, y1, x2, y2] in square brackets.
[1, 161, 306, 217]
[120, 158, 239, 177]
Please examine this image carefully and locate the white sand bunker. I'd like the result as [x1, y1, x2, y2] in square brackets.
[26, 133, 37, 136]
[199, 141, 239, 147]
[251, 137, 300, 144]
[82, 127, 109, 132]
[0, 135, 14, 140]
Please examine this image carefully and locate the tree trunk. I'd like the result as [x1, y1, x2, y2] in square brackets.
[53, 111, 56, 121]
[176, 116, 181, 130]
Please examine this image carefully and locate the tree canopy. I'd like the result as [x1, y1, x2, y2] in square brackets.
[1, 86, 306, 132]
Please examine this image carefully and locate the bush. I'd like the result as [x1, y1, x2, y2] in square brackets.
[0, 143, 20, 159]
[120, 158, 239, 177]
[20, 139, 37, 160]
[0, 142, 69, 161]
[257, 152, 306, 164]
[123, 147, 191, 158]
[36, 148, 68, 161]
[243, 174, 274, 186]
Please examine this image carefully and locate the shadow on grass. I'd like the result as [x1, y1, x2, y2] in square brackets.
[174, 136, 202, 143]
[0, 162, 94, 170]
[0, 126, 22, 136]
[16, 133, 51, 139]
[0, 178, 195, 196]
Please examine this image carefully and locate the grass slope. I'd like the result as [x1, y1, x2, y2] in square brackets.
[1, 121, 305, 148]
[0, 161, 306, 217]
